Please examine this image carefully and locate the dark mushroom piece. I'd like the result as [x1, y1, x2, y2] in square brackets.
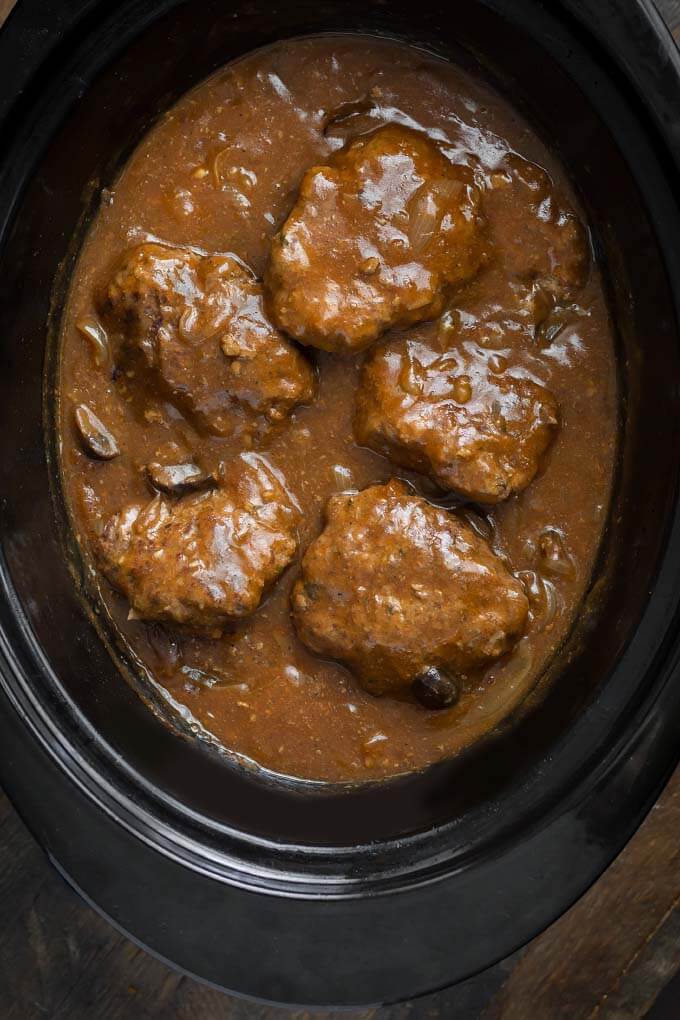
[413, 667, 460, 710]
[516, 569, 559, 629]
[322, 93, 376, 137]
[180, 665, 235, 690]
[76, 317, 110, 368]
[145, 462, 216, 496]
[535, 305, 578, 347]
[74, 404, 119, 460]
[537, 527, 575, 579]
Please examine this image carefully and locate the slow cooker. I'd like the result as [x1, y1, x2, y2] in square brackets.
[1, 0, 680, 1006]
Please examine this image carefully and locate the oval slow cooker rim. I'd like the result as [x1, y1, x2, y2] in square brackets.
[1, 0, 680, 887]
[1, 0, 680, 1005]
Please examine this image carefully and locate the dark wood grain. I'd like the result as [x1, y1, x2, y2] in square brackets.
[662, 0, 680, 37]
[1, 1, 680, 1018]
[481, 770, 680, 1020]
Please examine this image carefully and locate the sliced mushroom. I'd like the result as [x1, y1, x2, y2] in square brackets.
[413, 667, 460, 710]
[180, 664, 237, 689]
[145, 622, 180, 673]
[537, 527, 575, 579]
[457, 507, 494, 542]
[535, 302, 589, 347]
[535, 306, 571, 347]
[76, 317, 110, 367]
[322, 92, 376, 137]
[145, 461, 216, 496]
[516, 569, 559, 629]
[74, 404, 119, 460]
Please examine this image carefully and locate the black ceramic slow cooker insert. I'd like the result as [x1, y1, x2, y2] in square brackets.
[1, 0, 680, 1007]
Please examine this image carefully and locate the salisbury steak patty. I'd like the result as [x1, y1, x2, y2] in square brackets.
[101, 243, 315, 440]
[266, 125, 485, 353]
[97, 453, 300, 631]
[355, 334, 559, 503]
[291, 480, 528, 697]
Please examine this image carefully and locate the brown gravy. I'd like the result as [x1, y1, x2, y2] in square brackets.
[58, 36, 617, 782]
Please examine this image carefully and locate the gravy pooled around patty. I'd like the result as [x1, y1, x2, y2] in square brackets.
[483, 153, 589, 325]
[59, 35, 617, 781]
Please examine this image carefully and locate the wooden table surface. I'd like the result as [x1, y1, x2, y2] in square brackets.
[2, 2, 680, 1018]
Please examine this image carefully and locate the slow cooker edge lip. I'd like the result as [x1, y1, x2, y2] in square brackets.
[3, 600, 680, 898]
[0, 0, 680, 1001]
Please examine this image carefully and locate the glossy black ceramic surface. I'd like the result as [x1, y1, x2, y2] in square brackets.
[0, 0, 680, 1006]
